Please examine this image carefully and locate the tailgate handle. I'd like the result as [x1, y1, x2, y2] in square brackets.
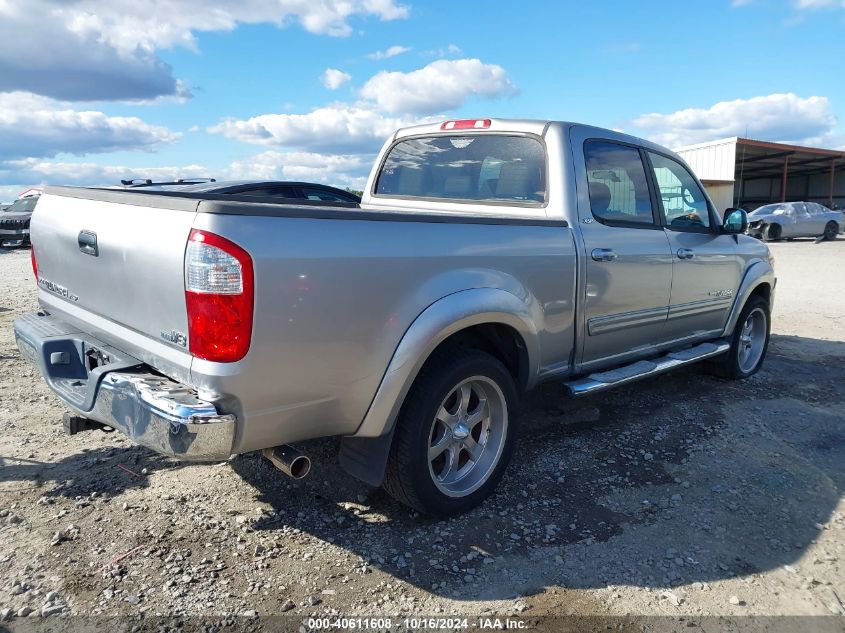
[78, 230, 98, 257]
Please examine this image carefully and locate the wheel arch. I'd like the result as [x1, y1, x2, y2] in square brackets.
[721, 260, 775, 338]
[355, 287, 540, 440]
[763, 222, 782, 241]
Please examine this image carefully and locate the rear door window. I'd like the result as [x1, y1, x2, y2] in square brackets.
[375, 135, 546, 204]
[583, 141, 655, 225]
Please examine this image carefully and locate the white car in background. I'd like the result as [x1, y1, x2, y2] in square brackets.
[748, 201, 843, 241]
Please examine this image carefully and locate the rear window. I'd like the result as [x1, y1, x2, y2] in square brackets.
[375, 135, 546, 204]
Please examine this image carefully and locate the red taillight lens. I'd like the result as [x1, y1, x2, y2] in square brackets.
[30, 245, 38, 281]
[440, 119, 491, 130]
[184, 229, 254, 362]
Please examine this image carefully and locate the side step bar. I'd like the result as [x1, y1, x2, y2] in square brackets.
[564, 340, 730, 397]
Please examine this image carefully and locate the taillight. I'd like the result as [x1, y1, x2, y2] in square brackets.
[30, 244, 37, 280]
[184, 229, 254, 362]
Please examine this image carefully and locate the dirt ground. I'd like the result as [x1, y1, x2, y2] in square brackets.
[0, 239, 843, 629]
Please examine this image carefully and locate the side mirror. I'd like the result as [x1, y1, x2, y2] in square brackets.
[723, 208, 748, 234]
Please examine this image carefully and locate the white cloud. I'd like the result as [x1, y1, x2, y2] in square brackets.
[209, 58, 516, 153]
[0, 0, 409, 101]
[321, 68, 352, 90]
[0, 185, 26, 202]
[0, 92, 180, 160]
[209, 103, 422, 153]
[0, 158, 208, 187]
[367, 45, 411, 60]
[630, 93, 838, 148]
[0, 9, 183, 101]
[228, 151, 371, 187]
[0, 151, 371, 199]
[359, 58, 516, 115]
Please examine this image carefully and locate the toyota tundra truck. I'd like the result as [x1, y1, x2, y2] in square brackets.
[13, 119, 775, 516]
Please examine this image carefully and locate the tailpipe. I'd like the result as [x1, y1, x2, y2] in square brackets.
[262, 445, 311, 479]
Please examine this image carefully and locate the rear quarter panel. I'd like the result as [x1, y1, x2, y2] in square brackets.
[189, 210, 577, 453]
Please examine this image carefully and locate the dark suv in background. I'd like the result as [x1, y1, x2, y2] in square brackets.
[0, 195, 39, 247]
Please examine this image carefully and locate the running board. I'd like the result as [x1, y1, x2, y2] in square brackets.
[565, 341, 730, 396]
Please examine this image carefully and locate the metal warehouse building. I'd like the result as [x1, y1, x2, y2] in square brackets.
[675, 137, 845, 212]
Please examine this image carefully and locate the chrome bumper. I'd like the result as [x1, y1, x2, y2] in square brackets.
[13, 312, 235, 460]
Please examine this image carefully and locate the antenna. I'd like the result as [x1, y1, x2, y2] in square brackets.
[735, 126, 747, 208]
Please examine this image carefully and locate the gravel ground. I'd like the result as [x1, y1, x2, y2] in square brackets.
[0, 239, 843, 629]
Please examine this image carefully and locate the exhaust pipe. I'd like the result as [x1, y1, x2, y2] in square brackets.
[262, 445, 311, 479]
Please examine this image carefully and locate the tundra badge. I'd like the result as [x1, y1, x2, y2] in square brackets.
[38, 278, 79, 302]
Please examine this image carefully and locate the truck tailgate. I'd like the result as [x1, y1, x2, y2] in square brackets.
[31, 189, 198, 360]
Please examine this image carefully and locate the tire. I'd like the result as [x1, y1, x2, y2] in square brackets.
[762, 223, 781, 242]
[823, 221, 838, 241]
[708, 296, 770, 380]
[383, 349, 518, 516]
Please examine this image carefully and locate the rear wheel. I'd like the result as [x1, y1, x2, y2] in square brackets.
[708, 296, 770, 379]
[762, 223, 782, 242]
[823, 221, 838, 241]
[383, 349, 518, 516]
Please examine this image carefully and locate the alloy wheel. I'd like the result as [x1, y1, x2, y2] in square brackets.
[427, 376, 508, 498]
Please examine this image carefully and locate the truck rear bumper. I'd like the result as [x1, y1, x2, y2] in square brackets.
[13, 311, 235, 461]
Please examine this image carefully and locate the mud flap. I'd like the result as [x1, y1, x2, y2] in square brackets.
[338, 430, 395, 487]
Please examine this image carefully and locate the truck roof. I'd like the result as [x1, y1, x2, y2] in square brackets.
[393, 118, 553, 139]
[391, 118, 664, 156]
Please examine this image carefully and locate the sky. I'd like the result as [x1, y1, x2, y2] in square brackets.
[0, 0, 843, 201]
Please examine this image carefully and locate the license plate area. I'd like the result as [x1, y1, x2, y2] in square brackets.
[84, 346, 111, 372]
[14, 312, 142, 413]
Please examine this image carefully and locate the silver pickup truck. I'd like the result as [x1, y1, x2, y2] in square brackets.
[14, 118, 775, 516]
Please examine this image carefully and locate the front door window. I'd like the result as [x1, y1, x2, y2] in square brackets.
[648, 152, 711, 230]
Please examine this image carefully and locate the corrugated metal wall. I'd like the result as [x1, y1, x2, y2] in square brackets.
[676, 138, 738, 182]
[703, 183, 735, 212]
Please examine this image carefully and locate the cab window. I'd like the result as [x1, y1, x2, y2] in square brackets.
[648, 152, 711, 229]
[376, 135, 546, 204]
[584, 141, 654, 225]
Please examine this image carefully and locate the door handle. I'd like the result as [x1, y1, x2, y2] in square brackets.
[591, 248, 618, 262]
[78, 230, 98, 257]
[676, 248, 695, 260]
